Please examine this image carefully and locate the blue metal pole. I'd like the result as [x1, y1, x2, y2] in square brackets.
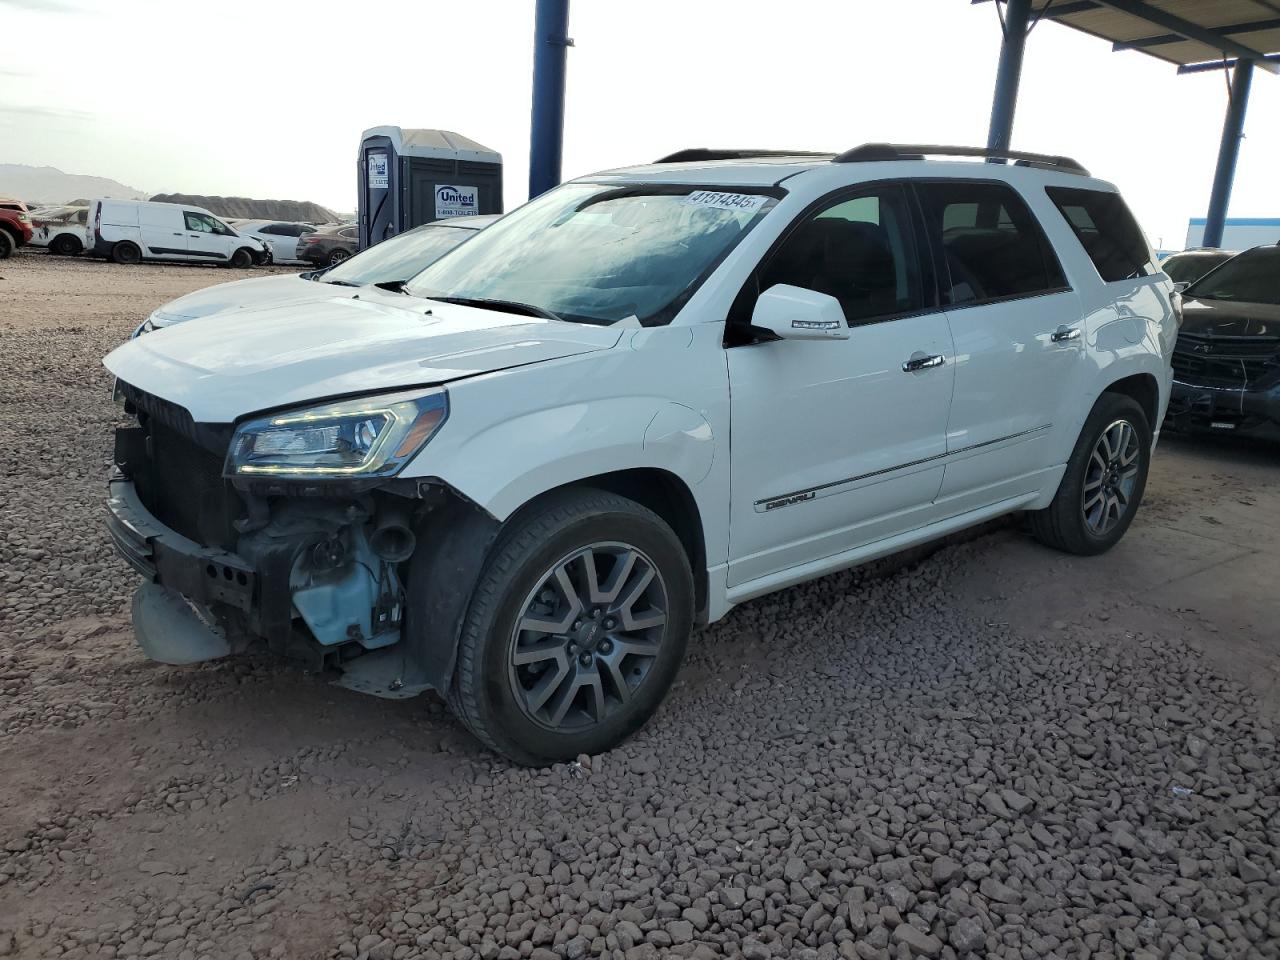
[528, 0, 571, 199]
[986, 0, 1032, 153]
[1202, 59, 1254, 249]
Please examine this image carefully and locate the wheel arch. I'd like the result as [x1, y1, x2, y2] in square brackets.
[564, 467, 708, 622]
[401, 467, 708, 697]
[1102, 371, 1160, 435]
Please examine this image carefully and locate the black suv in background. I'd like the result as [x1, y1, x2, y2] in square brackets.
[1161, 247, 1237, 286]
[296, 224, 358, 265]
[1169, 244, 1280, 440]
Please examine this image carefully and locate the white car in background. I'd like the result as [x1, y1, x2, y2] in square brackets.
[130, 214, 498, 337]
[30, 205, 89, 256]
[233, 220, 319, 265]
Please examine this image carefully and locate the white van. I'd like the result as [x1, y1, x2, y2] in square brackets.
[86, 199, 270, 267]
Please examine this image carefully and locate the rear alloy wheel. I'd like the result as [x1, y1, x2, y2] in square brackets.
[1030, 392, 1151, 555]
[1082, 419, 1141, 537]
[447, 489, 693, 765]
[111, 241, 141, 265]
[328, 248, 350, 265]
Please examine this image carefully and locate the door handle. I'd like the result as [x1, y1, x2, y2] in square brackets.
[902, 353, 945, 373]
[1052, 326, 1082, 343]
[173, 232, 182, 236]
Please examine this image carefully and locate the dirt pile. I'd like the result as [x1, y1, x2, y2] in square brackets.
[149, 194, 339, 224]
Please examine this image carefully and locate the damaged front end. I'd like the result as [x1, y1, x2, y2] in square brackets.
[106, 380, 494, 698]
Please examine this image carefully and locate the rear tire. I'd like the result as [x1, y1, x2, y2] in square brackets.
[50, 234, 82, 256]
[111, 241, 141, 265]
[328, 248, 350, 265]
[1030, 392, 1151, 555]
[230, 247, 254, 268]
[0, 229, 14, 260]
[448, 488, 693, 765]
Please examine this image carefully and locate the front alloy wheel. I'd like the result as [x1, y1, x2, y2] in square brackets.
[509, 543, 668, 732]
[443, 488, 693, 765]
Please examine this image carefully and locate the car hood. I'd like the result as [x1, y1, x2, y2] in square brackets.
[105, 291, 624, 422]
[150, 274, 332, 326]
[1181, 297, 1280, 339]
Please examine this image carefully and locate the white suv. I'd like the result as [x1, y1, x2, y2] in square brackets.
[104, 144, 1177, 764]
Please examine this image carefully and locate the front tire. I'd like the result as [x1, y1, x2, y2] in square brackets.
[0, 229, 15, 259]
[448, 489, 693, 765]
[229, 247, 254, 268]
[1030, 392, 1151, 555]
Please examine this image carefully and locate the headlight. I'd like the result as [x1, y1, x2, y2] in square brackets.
[225, 388, 448, 478]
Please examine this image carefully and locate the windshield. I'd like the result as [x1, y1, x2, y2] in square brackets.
[1163, 252, 1232, 284]
[1186, 247, 1280, 306]
[404, 182, 778, 325]
[323, 225, 476, 286]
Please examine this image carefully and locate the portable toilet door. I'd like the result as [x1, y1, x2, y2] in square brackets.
[359, 133, 399, 250]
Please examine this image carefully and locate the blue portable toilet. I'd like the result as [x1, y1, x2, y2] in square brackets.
[357, 127, 503, 250]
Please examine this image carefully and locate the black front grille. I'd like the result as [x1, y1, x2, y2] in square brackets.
[132, 422, 243, 549]
[116, 382, 243, 549]
[1172, 333, 1280, 389]
[118, 382, 232, 453]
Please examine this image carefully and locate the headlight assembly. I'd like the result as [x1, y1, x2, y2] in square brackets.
[225, 388, 448, 479]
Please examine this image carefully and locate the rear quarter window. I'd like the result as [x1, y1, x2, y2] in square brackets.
[1045, 186, 1154, 283]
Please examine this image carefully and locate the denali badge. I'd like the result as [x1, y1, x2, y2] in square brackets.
[764, 491, 817, 511]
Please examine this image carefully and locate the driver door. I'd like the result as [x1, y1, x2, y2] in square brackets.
[726, 184, 956, 589]
[184, 211, 232, 262]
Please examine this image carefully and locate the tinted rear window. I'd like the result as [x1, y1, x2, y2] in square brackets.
[1046, 187, 1153, 283]
[916, 181, 1066, 304]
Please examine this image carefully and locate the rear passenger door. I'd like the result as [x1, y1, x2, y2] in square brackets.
[915, 180, 1086, 509]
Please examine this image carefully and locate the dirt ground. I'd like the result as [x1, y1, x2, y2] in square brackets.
[1, 250, 1277, 960]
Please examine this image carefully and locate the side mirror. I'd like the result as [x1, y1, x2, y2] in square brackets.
[1172, 281, 1190, 294]
[751, 284, 849, 341]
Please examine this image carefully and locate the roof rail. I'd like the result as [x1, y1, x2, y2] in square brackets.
[833, 143, 1090, 176]
[654, 148, 833, 164]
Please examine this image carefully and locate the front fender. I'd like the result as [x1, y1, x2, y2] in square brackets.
[408, 395, 717, 522]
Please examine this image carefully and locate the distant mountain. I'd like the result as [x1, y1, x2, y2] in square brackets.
[150, 194, 338, 224]
[0, 163, 147, 204]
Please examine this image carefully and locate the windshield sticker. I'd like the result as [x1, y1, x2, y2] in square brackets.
[680, 191, 768, 213]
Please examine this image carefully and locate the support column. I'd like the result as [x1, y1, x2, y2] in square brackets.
[528, 0, 572, 200]
[986, 0, 1033, 153]
[1202, 59, 1254, 249]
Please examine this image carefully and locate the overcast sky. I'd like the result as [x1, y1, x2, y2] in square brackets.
[2, 0, 1277, 249]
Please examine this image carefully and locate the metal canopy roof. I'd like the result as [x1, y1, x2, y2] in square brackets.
[974, 0, 1280, 72]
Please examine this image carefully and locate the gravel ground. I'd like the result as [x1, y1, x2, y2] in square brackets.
[1, 251, 1277, 960]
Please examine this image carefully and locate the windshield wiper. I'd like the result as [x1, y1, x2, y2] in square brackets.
[427, 296, 563, 323]
[323, 278, 361, 287]
[375, 279, 408, 294]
